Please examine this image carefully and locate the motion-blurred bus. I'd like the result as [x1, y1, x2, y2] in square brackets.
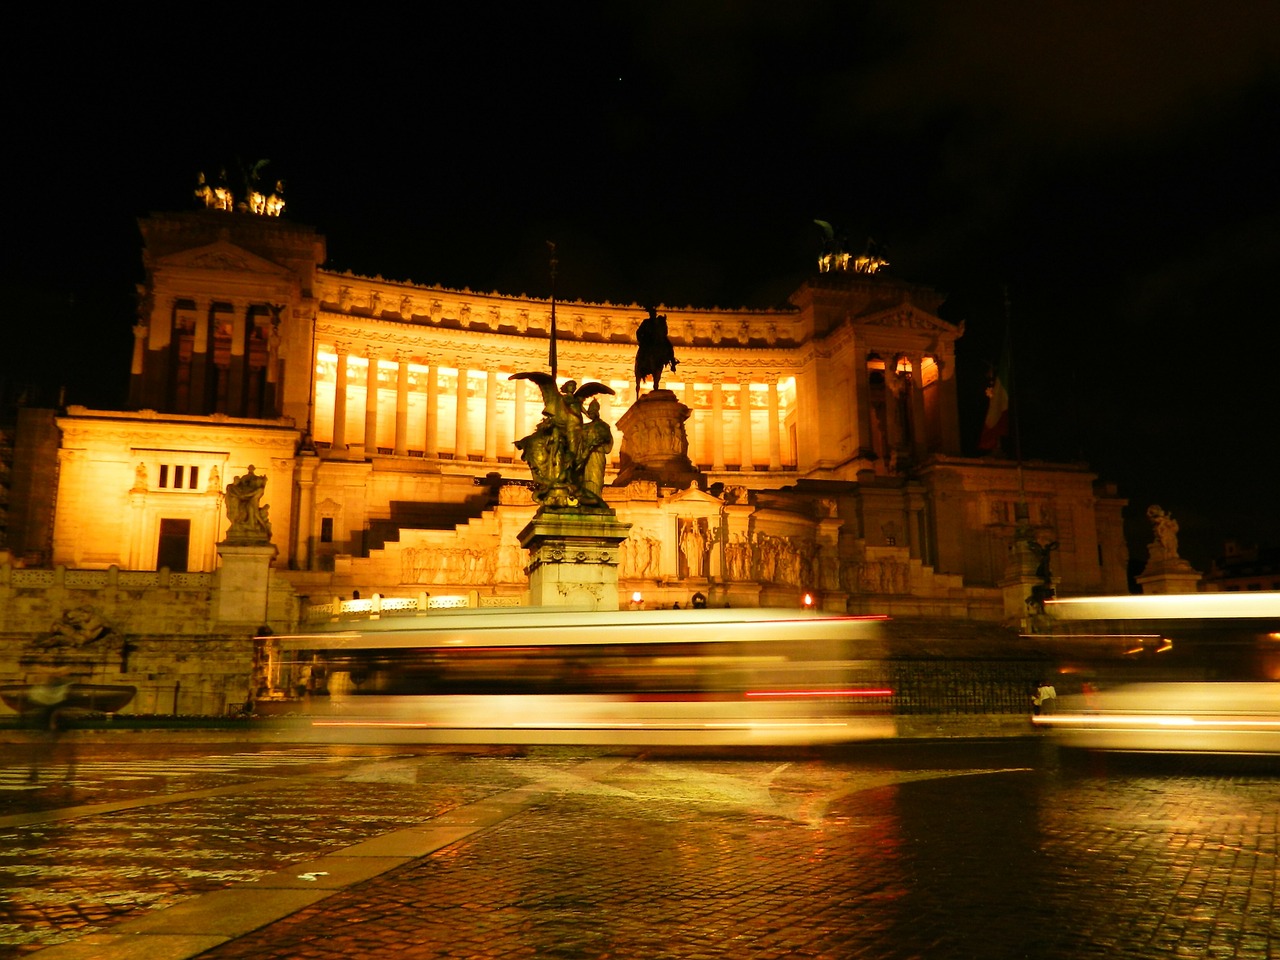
[263, 607, 895, 746]
[1033, 592, 1280, 755]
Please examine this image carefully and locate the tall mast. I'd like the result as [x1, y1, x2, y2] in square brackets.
[1004, 286, 1030, 535]
[547, 241, 558, 380]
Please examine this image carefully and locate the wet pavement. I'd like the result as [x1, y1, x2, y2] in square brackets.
[1, 736, 1278, 959]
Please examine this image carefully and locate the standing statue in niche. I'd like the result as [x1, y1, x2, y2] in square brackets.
[635, 306, 678, 394]
[679, 518, 707, 579]
[224, 465, 272, 543]
[511, 372, 615, 508]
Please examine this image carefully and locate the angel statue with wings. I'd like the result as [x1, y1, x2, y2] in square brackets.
[510, 372, 615, 508]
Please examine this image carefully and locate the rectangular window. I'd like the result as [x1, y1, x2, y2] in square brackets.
[190, 466, 200, 489]
[158, 464, 169, 488]
[174, 465, 185, 489]
[320, 518, 334, 543]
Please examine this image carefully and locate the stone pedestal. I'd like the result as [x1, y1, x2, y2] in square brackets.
[999, 537, 1056, 625]
[518, 509, 632, 610]
[215, 542, 278, 628]
[1136, 561, 1203, 595]
[614, 390, 705, 489]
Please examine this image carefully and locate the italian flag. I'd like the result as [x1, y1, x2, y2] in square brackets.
[979, 347, 1011, 452]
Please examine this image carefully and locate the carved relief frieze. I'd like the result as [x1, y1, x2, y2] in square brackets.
[186, 250, 251, 272]
[59, 420, 298, 453]
[860, 307, 954, 334]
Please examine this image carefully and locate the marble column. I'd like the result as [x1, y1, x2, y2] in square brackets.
[884, 357, 904, 459]
[424, 363, 439, 457]
[738, 381, 753, 471]
[484, 369, 499, 460]
[394, 354, 410, 456]
[936, 351, 962, 454]
[189, 302, 212, 415]
[226, 301, 250, 417]
[454, 366, 470, 460]
[711, 379, 725, 471]
[909, 354, 929, 460]
[683, 380, 699, 466]
[766, 377, 782, 470]
[855, 347, 874, 456]
[363, 350, 381, 454]
[332, 343, 350, 451]
[294, 457, 317, 571]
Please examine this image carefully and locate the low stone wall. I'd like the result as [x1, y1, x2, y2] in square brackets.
[0, 634, 258, 717]
[0, 563, 214, 635]
[895, 713, 1038, 739]
[0, 556, 282, 717]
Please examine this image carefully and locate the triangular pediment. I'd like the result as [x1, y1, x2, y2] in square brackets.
[662, 484, 724, 512]
[156, 238, 293, 279]
[855, 303, 959, 336]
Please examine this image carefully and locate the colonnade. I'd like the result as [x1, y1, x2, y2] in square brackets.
[133, 297, 283, 418]
[317, 345, 793, 472]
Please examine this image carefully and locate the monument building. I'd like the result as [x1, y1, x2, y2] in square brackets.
[10, 195, 1130, 633]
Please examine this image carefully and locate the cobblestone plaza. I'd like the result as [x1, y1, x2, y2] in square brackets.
[1, 737, 1277, 959]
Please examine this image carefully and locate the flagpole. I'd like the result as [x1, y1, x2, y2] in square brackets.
[547, 241, 558, 380]
[1003, 286, 1031, 536]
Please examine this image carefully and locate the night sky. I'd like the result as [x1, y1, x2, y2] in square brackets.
[5, 2, 1278, 572]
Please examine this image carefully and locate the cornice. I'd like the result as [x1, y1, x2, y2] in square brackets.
[314, 272, 804, 352]
[58, 411, 301, 452]
[314, 318, 807, 373]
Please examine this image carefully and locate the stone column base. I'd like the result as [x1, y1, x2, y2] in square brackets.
[215, 542, 278, 629]
[518, 509, 632, 610]
[1136, 564, 1203, 594]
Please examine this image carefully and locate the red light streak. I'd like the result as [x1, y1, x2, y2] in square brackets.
[745, 688, 893, 698]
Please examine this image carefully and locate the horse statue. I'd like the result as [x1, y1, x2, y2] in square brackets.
[635, 306, 678, 394]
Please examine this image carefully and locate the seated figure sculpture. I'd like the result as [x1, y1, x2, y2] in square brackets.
[224, 465, 272, 543]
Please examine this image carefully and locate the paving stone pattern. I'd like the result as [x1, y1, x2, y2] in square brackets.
[191, 752, 1279, 960]
[1, 743, 1278, 960]
[0, 749, 532, 957]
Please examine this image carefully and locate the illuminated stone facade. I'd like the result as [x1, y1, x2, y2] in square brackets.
[43, 209, 1127, 625]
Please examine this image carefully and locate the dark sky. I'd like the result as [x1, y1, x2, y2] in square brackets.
[5, 2, 1279, 571]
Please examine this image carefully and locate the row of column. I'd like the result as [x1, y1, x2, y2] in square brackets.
[330, 348, 511, 460]
[325, 347, 787, 470]
[854, 350, 958, 462]
[688, 379, 785, 472]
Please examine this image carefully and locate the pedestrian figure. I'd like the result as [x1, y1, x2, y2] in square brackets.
[23, 678, 72, 781]
[1032, 679, 1057, 716]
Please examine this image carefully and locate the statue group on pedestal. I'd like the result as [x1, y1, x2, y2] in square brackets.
[224, 465, 272, 543]
[511, 373, 615, 509]
[194, 161, 285, 218]
[1146, 505, 1181, 563]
